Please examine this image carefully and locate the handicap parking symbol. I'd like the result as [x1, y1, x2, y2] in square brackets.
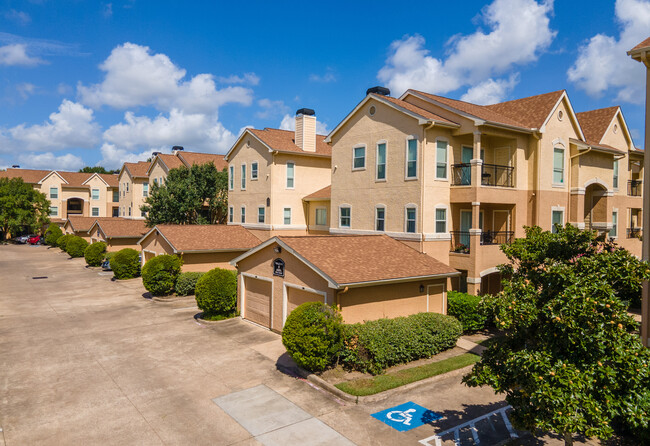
[371, 401, 442, 432]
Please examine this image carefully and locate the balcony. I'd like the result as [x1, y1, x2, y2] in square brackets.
[449, 230, 515, 253]
[627, 227, 643, 239]
[451, 163, 514, 187]
[628, 180, 642, 197]
[480, 230, 514, 245]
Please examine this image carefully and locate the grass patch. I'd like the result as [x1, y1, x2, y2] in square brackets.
[334, 353, 480, 396]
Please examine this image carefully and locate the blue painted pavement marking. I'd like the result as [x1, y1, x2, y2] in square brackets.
[371, 401, 442, 432]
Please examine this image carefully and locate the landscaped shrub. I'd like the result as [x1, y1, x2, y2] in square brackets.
[65, 236, 89, 258]
[341, 312, 463, 375]
[195, 268, 237, 317]
[447, 290, 489, 332]
[141, 254, 183, 296]
[175, 271, 204, 296]
[56, 234, 73, 251]
[44, 223, 63, 246]
[109, 248, 141, 279]
[282, 302, 344, 372]
[84, 241, 107, 266]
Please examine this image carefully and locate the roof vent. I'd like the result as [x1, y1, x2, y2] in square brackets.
[172, 146, 184, 151]
[152, 151, 161, 156]
[366, 86, 390, 96]
[11, 165, 20, 168]
[295, 108, 315, 116]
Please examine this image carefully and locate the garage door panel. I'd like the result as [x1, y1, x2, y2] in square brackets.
[286, 287, 324, 317]
[244, 277, 272, 328]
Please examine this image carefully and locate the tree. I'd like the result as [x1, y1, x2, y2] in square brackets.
[78, 166, 119, 174]
[0, 177, 50, 239]
[463, 225, 650, 445]
[141, 162, 228, 226]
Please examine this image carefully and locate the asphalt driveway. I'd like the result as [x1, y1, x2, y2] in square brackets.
[0, 244, 574, 446]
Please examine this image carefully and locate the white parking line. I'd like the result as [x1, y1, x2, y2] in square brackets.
[419, 406, 516, 446]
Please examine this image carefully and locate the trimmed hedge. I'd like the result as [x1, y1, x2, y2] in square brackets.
[195, 268, 237, 317]
[447, 291, 489, 332]
[109, 248, 141, 279]
[341, 312, 463, 375]
[84, 242, 107, 267]
[57, 234, 74, 251]
[44, 223, 63, 246]
[175, 272, 204, 296]
[141, 254, 183, 296]
[65, 236, 89, 258]
[282, 302, 344, 372]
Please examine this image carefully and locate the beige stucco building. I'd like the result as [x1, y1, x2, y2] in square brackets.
[147, 148, 228, 187]
[88, 218, 148, 251]
[117, 162, 151, 220]
[224, 110, 332, 239]
[325, 87, 643, 294]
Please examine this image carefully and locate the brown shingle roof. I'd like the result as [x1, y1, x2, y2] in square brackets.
[631, 37, 650, 51]
[178, 152, 228, 171]
[151, 224, 261, 252]
[124, 161, 151, 178]
[57, 171, 94, 187]
[156, 154, 185, 170]
[98, 174, 119, 187]
[94, 219, 148, 238]
[66, 216, 119, 233]
[277, 235, 458, 285]
[485, 90, 565, 129]
[0, 168, 51, 184]
[249, 128, 332, 157]
[575, 107, 619, 146]
[375, 94, 459, 126]
[303, 185, 331, 201]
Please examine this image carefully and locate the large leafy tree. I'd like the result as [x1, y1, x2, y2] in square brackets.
[79, 166, 119, 174]
[141, 162, 228, 226]
[0, 177, 50, 239]
[464, 225, 650, 445]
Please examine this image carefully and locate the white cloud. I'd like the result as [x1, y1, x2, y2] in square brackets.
[0, 43, 44, 66]
[218, 73, 260, 85]
[279, 114, 329, 135]
[567, 0, 650, 103]
[309, 68, 337, 83]
[103, 108, 237, 153]
[8, 100, 101, 151]
[460, 75, 519, 105]
[377, 0, 555, 102]
[103, 3, 113, 18]
[97, 144, 158, 170]
[16, 82, 37, 99]
[5, 10, 31, 25]
[256, 99, 290, 119]
[77, 42, 253, 113]
[17, 152, 85, 171]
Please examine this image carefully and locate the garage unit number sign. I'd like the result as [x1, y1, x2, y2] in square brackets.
[273, 258, 285, 277]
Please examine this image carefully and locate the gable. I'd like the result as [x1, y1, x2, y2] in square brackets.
[541, 96, 584, 142]
[600, 111, 633, 151]
[226, 131, 273, 166]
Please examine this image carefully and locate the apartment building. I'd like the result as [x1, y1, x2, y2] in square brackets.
[0, 168, 119, 222]
[117, 161, 151, 219]
[225, 109, 332, 239]
[325, 87, 643, 294]
[147, 147, 228, 186]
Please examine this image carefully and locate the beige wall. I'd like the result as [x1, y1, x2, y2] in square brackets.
[305, 199, 330, 233]
[148, 159, 168, 186]
[118, 169, 148, 220]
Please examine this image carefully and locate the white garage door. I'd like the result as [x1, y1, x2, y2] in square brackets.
[244, 276, 272, 328]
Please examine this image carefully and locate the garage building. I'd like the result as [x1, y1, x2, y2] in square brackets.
[88, 219, 148, 251]
[231, 235, 459, 331]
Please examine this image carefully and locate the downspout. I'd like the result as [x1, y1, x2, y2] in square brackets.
[270, 150, 278, 231]
[569, 146, 593, 221]
[336, 286, 349, 311]
[421, 121, 436, 253]
[533, 133, 542, 226]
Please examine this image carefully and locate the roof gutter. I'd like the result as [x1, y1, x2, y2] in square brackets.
[338, 271, 461, 289]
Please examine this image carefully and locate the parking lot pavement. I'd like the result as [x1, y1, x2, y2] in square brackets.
[0, 244, 587, 445]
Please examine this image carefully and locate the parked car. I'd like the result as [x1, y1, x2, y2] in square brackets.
[27, 235, 43, 245]
[14, 234, 34, 244]
[101, 259, 112, 271]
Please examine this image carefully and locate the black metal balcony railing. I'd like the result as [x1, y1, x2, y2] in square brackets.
[628, 180, 642, 196]
[449, 231, 471, 254]
[627, 227, 643, 239]
[451, 164, 471, 186]
[481, 164, 514, 187]
[480, 231, 514, 245]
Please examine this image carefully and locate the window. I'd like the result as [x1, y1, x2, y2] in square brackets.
[436, 140, 448, 179]
[258, 206, 265, 223]
[112, 207, 119, 217]
[49, 206, 58, 216]
[228, 206, 233, 223]
[91, 189, 100, 200]
[286, 162, 295, 188]
[141, 210, 146, 218]
[126, 182, 129, 192]
[553, 147, 564, 184]
[315, 208, 327, 226]
[92, 207, 99, 217]
[406, 138, 417, 178]
[353, 146, 366, 169]
[376, 143, 386, 180]
[340, 207, 351, 228]
[551, 210, 564, 233]
[435, 208, 447, 233]
[613, 160, 619, 189]
[251, 162, 258, 180]
[240, 206, 246, 223]
[158, 177, 163, 186]
[113, 190, 119, 202]
[283, 208, 291, 225]
[128, 207, 132, 217]
[610, 211, 618, 238]
[153, 178, 158, 186]
[49, 187, 58, 199]
[406, 206, 416, 233]
[241, 164, 246, 190]
[376, 207, 385, 231]
[143, 183, 148, 197]
[229, 166, 234, 190]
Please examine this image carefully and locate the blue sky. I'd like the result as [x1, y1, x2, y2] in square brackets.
[0, 0, 648, 171]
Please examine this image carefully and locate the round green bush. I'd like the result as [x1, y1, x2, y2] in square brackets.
[447, 291, 489, 332]
[141, 254, 183, 296]
[44, 223, 63, 246]
[84, 241, 107, 267]
[195, 268, 237, 316]
[109, 248, 141, 279]
[57, 233, 74, 251]
[65, 236, 89, 258]
[175, 271, 205, 296]
[282, 302, 344, 372]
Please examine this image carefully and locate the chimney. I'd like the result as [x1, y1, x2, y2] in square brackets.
[172, 146, 184, 155]
[11, 165, 20, 169]
[366, 86, 391, 96]
[295, 108, 316, 152]
[152, 151, 161, 156]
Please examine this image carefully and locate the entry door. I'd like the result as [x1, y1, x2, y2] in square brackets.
[427, 284, 445, 314]
[460, 210, 472, 248]
[460, 146, 472, 185]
